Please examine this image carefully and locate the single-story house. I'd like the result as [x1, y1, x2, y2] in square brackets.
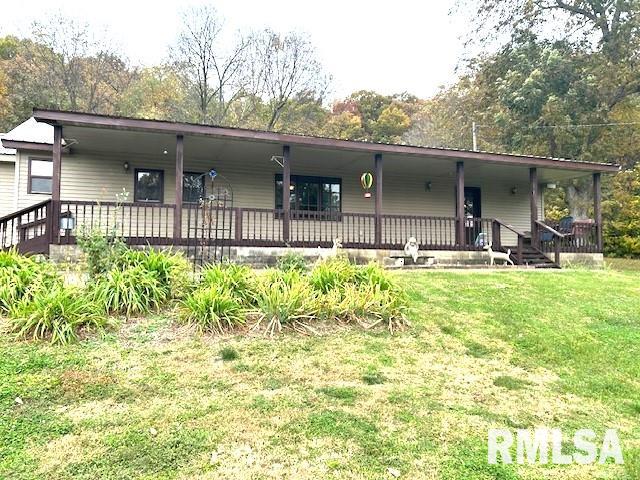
[0, 109, 619, 267]
[0, 133, 17, 218]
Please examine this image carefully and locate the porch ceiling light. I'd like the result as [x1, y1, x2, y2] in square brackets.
[123, 161, 130, 172]
[510, 186, 517, 195]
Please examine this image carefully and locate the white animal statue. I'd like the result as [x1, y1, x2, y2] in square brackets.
[317, 237, 343, 261]
[483, 243, 514, 266]
[403, 236, 420, 263]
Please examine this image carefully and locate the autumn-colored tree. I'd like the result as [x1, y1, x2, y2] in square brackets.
[321, 111, 365, 140]
[329, 91, 417, 143]
[118, 66, 190, 121]
[603, 165, 640, 257]
[30, 14, 133, 114]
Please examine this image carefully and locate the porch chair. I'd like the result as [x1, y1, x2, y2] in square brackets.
[539, 229, 554, 243]
[558, 216, 574, 235]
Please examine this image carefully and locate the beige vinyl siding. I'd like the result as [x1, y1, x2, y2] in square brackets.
[0, 160, 15, 217]
[17, 152, 54, 209]
[15, 148, 543, 246]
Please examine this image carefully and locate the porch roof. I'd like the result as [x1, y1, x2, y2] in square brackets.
[22, 109, 620, 176]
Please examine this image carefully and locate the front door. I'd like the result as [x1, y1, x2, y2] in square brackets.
[464, 187, 482, 245]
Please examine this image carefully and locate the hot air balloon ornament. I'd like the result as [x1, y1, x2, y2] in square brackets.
[361, 172, 373, 198]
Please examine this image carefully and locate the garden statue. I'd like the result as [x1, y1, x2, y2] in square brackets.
[404, 237, 419, 263]
[317, 237, 343, 262]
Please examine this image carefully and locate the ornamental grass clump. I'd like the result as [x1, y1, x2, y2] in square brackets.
[91, 265, 168, 316]
[200, 263, 257, 305]
[0, 249, 61, 314]
[116, 248, 193, 299]
[8, 285, 107, 345]
[262, 267, 304, 288]
[338, 284, 409, 333]
[252, 269, 319, 336]
[354, 262, 396, 291]
[179, 285, 246, 333]
[309, 257, 357, 293]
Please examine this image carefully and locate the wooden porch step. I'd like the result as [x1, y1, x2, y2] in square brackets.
[500, 246, 560, 269]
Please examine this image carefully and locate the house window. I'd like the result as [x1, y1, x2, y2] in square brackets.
[28, 158, 53, 194]
[183, 172, 205, 203]
[134, 169, 164, 202]
[275, 174, 341, 214]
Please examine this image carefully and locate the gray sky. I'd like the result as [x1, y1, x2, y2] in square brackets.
[2, 0, 469, 100]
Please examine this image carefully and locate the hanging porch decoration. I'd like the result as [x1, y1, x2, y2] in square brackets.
[360, 172, 374, 198]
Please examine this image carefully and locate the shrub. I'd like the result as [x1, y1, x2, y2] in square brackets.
[276, 252, 308, 272]
[603, 165, 640, 258]
[9, 285, 106, 345]
[0, 250, 61, 313]
[117, 248, 192, 299]
[179, 285, 246, 333]
[77, 227, 128, 277]
[200, 263, 256, 305]
[253, 274, 318, 335]
[91, 265, 168, 316]
[309, 257, 357, 293]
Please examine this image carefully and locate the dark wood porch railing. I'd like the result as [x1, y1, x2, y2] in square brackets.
[4, 200, 602, 255]
[0, 200, 51, 253]
[541, 220, 598, 253]
[58, 200, 176, 245]
[492, 219, 527, 264]
[535, 220, 563, 265]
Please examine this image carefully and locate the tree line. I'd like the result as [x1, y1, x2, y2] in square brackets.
[0, 6, 420, 144]
[1, 2, 638, 256]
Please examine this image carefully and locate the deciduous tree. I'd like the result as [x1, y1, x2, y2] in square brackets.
[169, 5, 250, 124]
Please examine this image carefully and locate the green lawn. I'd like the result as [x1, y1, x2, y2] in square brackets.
[2, 269, 639, 479]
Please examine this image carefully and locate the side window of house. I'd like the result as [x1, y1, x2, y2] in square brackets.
[134, 169, 164, 202]
[275, 174, 341, 213]
[28, 158, 53, 194]
[183, 172, 205, 203]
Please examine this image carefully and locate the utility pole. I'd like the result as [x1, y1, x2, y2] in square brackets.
[472, 122, 478, 151]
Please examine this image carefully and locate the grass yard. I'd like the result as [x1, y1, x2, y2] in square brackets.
[1, 268, 640, 479]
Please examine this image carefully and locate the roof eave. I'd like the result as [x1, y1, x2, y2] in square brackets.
[32, 109, 621, 174]
[1, 139, 53, 152]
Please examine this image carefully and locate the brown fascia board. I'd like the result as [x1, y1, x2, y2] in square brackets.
[1, 139, 53, 152]
[33, 109, 621, 173]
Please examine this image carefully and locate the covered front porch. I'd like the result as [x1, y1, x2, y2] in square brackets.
[0, 110, 615, 266]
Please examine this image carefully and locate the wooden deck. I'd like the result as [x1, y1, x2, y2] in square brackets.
[0, 199, 601, 262]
